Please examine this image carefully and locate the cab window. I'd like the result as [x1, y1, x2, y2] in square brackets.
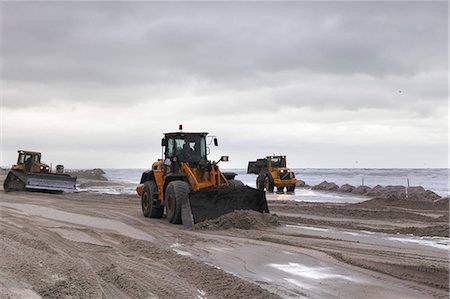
[174, 139, 186, 154]
[166, 138, 175, 157]
[271, 156, 284, 167]
[18, 154, 33, 164]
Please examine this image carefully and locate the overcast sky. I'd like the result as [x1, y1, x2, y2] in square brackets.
[0, 1, 448, 169]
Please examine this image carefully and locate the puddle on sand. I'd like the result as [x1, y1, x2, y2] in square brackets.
[287, 224, 450, 251]
[286, 225, 329, 232]
[0, 203, 154, 242]
[386, 236, 450, 250]
[6, 288, 42, 299]
[170, 243, 192, 256]
[270, 263, 358, 281]
[196, 289, 207, 299]
[0, 271, 42, 299]
[268, 189, 366, 204]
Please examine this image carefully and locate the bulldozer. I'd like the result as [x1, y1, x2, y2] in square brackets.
[247, 155, 297, 192]
[3, 150, 77, 193]
[136, 126, 268, 227]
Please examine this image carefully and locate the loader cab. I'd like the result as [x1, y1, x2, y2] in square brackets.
[163, 132, 208, 164]
[268, 156, 286, 169]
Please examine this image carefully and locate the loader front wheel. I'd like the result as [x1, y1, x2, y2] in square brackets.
[141, 181, 163, 218]
[264, 173, 275, 192]
[165, 181, 189, 224]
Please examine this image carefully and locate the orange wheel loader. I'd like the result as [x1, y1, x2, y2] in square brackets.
[247, 155, 297, 193]
[136, 126, 268, 227]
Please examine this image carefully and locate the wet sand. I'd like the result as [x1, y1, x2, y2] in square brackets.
[0, 178, 448, 298]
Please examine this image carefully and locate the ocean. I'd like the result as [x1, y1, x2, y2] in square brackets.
[95, 168, 449, 202]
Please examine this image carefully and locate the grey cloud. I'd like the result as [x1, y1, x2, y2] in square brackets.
[1, 1, 447, 168]
[2, 2, 447, 85]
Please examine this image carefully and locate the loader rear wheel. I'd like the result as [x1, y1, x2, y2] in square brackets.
[256, 175, 265, 191]
[165, 181, 189, 224]
[228, 179, 244, 187]
[264, 173, 275, 192]
[141, 181, 163, 218]
[287, 185, 296, 193]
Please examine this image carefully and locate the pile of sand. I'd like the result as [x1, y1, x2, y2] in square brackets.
[195, 210, 280, 230]
[352, 197, 449, 210]
[312, 181, 339, 191]
[67, 168, 108, 181]
[295, 179, 308, 188]
[311, 181, 441, 202]
[392, 225, 450, 237]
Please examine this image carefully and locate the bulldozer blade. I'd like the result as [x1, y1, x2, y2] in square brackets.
[184, 185, 269, 225]
[10, 170, 77, 192]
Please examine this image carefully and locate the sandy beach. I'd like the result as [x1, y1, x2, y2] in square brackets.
[0, 172, 448, 299]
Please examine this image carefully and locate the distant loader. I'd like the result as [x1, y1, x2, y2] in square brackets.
[3, 150, 77, 193]
[136, 126, 268, 227]
[248, 155, 297, 192]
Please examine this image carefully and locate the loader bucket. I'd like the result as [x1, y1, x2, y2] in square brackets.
[181, 185, 269, 227]
[8, 169, 77, 192]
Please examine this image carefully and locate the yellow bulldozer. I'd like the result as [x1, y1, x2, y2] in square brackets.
[247, 155, 297, 192]
[3, 150, 77, 193]
[136, 126, 268, 226]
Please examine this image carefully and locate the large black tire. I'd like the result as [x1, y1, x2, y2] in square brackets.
[165, 181, 189, 224]
[264, 173, 275, 192]
[228, 179, 244, 187]
[256, 175, 265, 191]
[141, 181, 164, 218]
[287, 185, 296, 193]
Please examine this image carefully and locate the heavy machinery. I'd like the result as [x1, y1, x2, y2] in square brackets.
[3, 150, 77, 193]
[247, 155, 297, 192]
[136, 126, 268, 227]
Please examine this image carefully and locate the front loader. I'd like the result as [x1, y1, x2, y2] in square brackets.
[136, 126, 268, 227]
[3, 150, 77, 193]
[248, 155, 297, 192]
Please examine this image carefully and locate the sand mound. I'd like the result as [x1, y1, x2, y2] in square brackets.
[195, 210, 280, 230]
[312, 181, 441, 202]
[68, 168, 108, 181]
[312, 181, 339, 191]
[338, 184, 355, 193]
[352, 185, 372, 195]
[393, 225, 450, 237]
[295, 180, 308, 188]
[353, 197, 449, 211]
[364, 185, 440, 202]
